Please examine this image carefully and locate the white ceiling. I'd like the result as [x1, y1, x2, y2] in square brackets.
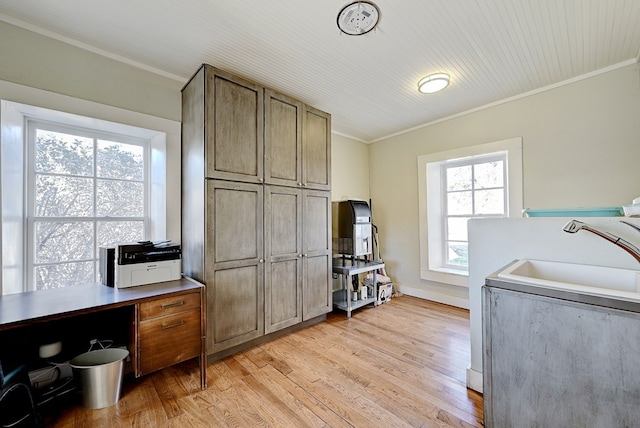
[1, 0, 639, 142]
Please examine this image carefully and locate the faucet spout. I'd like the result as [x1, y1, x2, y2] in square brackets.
[621, 220, 640, 235]
[563, 219, 640, 264]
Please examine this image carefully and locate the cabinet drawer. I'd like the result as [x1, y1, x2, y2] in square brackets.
[139, 309, 201, 375]
[139, 291, 201, 320]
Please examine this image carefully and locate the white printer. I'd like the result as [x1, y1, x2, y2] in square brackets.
[99, 241, 182, 288]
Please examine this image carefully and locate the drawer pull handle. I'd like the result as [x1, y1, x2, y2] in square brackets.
[161, 320, 185, 329]
[161, 300, 185, 309]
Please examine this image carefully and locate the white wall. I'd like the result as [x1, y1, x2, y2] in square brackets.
[0, 21, 182, 122]
[331, 133, 370, 203]
[368, 63, 640, 308]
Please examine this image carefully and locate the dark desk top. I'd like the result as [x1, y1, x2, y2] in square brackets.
[0, 277, 203, 331]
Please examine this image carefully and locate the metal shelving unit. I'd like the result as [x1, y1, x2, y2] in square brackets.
[332, 256, 385, 318]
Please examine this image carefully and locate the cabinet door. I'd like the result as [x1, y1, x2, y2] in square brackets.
[264, 186, 303, 333]
[302, 190, 332, 319]
[206, 66, 264, 183]
[302, 105, 331, 191]
[264, 90, 302, 188]
[206, 180, 264, 352]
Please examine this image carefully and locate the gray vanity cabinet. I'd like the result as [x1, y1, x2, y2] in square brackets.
[182, 64, 332, 356]
[483, 280, 640, 427]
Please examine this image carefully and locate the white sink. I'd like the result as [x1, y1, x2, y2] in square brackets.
[496, 259, 640, 300]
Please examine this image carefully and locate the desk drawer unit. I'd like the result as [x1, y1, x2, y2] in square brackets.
[139, 291, 201, 320]
[138, 291, 202, 376]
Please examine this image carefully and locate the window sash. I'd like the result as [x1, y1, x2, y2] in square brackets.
[441, 153, 508, 270]
[25, 120, 150, 290]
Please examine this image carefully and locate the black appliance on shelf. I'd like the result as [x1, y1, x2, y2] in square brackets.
[332, 200, 373, 258]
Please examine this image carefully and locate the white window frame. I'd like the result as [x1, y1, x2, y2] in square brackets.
[417, 137, 523, 287]
[1, 98, 171, 294]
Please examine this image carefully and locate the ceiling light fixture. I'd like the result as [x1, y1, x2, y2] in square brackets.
[418, 73, 450, 94]
[337, 1, 380, 36]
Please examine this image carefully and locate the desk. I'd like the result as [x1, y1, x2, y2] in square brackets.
[0, 277, 206, 389]
[332, 257, 385, 318]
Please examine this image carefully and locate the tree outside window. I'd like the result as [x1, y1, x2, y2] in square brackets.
[29, 123, 148, 290]
[442, 156, 506, 268]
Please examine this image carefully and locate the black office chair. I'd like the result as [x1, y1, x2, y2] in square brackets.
[0, 362, 42, 428]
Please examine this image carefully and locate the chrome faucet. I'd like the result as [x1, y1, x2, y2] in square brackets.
[563, 219, 640, 263]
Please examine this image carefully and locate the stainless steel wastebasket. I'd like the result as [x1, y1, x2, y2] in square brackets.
[69, 348, 129, 409]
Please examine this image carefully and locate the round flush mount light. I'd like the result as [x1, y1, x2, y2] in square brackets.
[337, 1, 380, 36]
[418, 73, 450, 93]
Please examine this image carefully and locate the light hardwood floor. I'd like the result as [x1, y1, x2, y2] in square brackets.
[53, 296, 483, 427]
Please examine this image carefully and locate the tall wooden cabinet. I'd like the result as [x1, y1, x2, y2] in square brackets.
[182, 64, 332, 355]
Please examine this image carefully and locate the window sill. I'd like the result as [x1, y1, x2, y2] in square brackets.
[420, 267, 469, 288]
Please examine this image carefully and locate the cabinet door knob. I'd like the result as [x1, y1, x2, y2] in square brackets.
[259, 259, 265, 263]
[298, 182, 303, 187]
[258, 178, 264, 182]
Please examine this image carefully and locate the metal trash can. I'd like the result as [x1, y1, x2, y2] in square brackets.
[69, 348, 129, 409]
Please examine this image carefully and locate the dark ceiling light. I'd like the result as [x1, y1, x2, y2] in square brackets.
[337, 1, 380, 36]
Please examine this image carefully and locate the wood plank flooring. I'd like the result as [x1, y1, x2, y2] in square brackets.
[52, 296, 483, 427]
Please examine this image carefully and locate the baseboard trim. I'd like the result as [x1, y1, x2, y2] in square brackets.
[399, 285, 470, 309]
[466, 365, 483, 393]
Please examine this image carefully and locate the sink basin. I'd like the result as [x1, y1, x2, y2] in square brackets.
[496, 259, 640, 298]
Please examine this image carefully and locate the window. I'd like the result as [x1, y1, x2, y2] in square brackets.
[417, 138, 523, 287]
[27, 121, 149, 290]
[1, 98, 173, 295]
[442, 153, 506, 268]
